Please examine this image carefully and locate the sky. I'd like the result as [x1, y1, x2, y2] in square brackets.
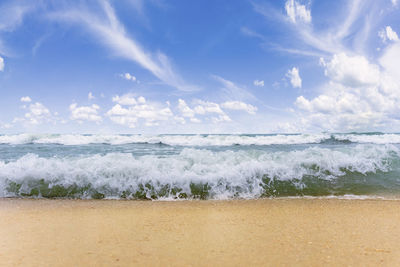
[0, 0, 400, 134]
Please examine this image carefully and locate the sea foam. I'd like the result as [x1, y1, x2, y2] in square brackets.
[1, 133, 400, 146]
[1, 144, 398, 199]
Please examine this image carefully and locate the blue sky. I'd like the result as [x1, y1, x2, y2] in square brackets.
[0, 0, 399, 133]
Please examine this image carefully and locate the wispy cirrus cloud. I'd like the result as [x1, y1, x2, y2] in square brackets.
[0, 0, 39, 57]
[49, 0, 198, 92]
[250, 0, 376, 56]
[212, 75, 255, 101]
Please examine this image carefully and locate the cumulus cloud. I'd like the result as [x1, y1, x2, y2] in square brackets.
[392, 0, 398, 6]
[108, 96, 257, 127]
[0, 56, 3, 71]
[107, 94, 173, 128]
[320, 53, 380, 87]
[20, 96, 31, 102]
[253, 80, 264, 87]
[285, 0, 311, 24]
[379, 26, 399, 43]
[286, 67, 302, 88]
[121, 72, 136, 81]
[250, 0, 400, 132]
[192, 100, 231, 123]
[69, 103, 102, 123]
[112, 94, 137, 105]
[380, 43, 400, 79]
[295, 49, 400, 131]
[176, 99, 202, 123]
[19, 102, 52, 125]
[88, 92, 95, 100]
[12, 97, 56, 126]
[193, 100, 224, 115]
[177, 99, 195, 118]
[178, 98, 259, 124]
[221, 101, 257, 115]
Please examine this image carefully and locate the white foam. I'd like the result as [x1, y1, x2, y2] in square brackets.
[1, 133, 400, 146]
[0, 144, 398, 199]
[334, 134, 400, 144]
[0, 133, 331, 146]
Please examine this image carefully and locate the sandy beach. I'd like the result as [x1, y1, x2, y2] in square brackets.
[1, 198, 399, 266]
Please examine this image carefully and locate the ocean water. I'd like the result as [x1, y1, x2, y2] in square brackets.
[1, 133, 400, 200]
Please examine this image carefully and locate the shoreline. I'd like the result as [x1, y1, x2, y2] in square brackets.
[1, 198, 399, 266]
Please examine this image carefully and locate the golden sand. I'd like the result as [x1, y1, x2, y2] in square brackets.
[1, 198, 399, 266]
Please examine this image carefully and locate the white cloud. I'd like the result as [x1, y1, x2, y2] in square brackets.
[379, 26, 399, 43]
[212, 75, 255, 101]
[177, 99, 196, 118]
[250, 0, 400, 132]
[107, 104, 138, 128]
[190, 118, 201, 123]
[211, 114, 231, 123]
[20, 96, 31, 103]
[177, 99, 257, 124]
[285, 0, 311, 24]
[193, 100, 225, 115]
[0, 2, 34, 32]
[121, 72, 136, 81]
[88, 92, 95, 100]
[178, 98, 259, 124]
[380, 43, 400, 79]
[286, 67, 302, 88]
[253, 80, 264, 87]
[192, 100, 231, 123]
[386, 27, 399, 41]
[1, 123, 12, 129]
[321, 53, 380, 87]
[0, 2, 38, 56]
[69, 103, 102, 123]
[392, 0, 398, 6]
[253, 0, 373, 57]
[50, 1, 196, 91]
[22, 102, 52, 125]
[221, 101, 258, 115]
[107, 94, 173, 128]
[295, 50, 400, 131]
[112, 94, 137, 105]
[0, 57, 3, 71]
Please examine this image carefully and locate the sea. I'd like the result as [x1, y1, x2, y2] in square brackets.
[1, 133, 400, 200]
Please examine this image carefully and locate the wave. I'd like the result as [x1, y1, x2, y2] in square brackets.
[1, 133, 400, 146]
[0, 133, 328, 146]
[1, 144, 399, 199]
[333, 134, 400, 144]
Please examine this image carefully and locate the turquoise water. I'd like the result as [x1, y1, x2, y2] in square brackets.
[1, 133, 400, 199]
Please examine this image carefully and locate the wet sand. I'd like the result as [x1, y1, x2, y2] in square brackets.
[1, 198, 399, 266]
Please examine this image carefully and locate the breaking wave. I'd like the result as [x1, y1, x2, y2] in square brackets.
[1, 144, 399, 199]
[1, 133, 400, 146]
